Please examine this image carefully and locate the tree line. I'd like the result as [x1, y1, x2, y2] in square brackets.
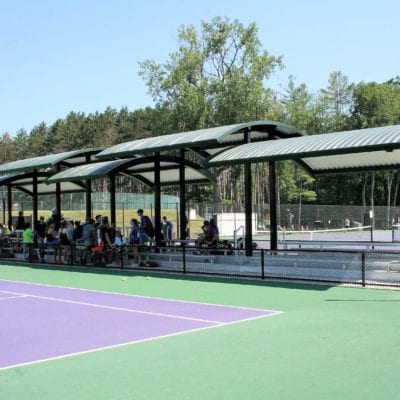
[1, 17, 400, 226]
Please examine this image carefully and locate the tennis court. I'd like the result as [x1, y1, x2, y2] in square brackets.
[1, 262, 400, 400]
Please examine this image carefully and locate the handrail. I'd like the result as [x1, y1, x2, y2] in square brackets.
[233, 225, 244, 248]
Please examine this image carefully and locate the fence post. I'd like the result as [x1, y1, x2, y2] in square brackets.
[361, 251, 366, 287]
[261, 249, 265, 280]
[182, 244, 186, 274]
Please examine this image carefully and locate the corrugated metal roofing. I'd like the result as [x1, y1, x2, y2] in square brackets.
[208, 125, 400, 173]
[0, 148, 103, 175]
[97, 120, 303, 159]
[46, 159, 133, 183]
[46, 157, 215, 187]
[0, 173, 85, 195]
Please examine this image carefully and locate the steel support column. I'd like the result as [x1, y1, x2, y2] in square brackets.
[244, 128, 253, 256]
[179, 149, 186, 240]
[109, 174, 116, 226]
[32, 170, 38, 244]
[154, 152, 162, 246]
[55, 165, 61, 216]
[85, 154, 92, 221]
[269, 161, 278, 251]
[7, 185, 12, 229]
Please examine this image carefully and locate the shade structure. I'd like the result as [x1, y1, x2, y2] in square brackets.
[0, 172, 85, 196]
[96, 121, 303, 159]
[46, 156, 216, 187]
[207, 125, 400, 174]
[0, 148, 103, 175]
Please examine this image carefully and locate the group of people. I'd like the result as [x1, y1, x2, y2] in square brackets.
[2, 208, 179, 266]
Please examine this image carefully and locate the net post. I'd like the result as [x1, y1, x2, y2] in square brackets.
[361, 251, 366, 287]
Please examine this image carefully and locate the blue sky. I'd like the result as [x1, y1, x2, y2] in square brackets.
[1, 0, 399, 135]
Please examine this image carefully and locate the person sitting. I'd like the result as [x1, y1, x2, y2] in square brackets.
[112, 229, 125, 267]
[196, 220, 219, 251]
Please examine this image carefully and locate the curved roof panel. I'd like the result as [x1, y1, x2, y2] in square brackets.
[0, 148, 103, 175]
[46, 156, 215, 187]
[208, 125, 400, 173]
[97, 121, 303, 159]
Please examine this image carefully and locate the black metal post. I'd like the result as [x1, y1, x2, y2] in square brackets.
[179, 149, 186, 241]
[109, 174, 116, 226]
[261, 249, 265, 279]
[7, 185, 12, 229]
[269, 161, 278, 251]
[361, 251, 366, 287]
[154, 152, 162, 246]
[182, 244, 186, 274]
[55, 165, 61, 217]
[2, 197, 5, 225]
[85, 154, 92, 221]
[32, 170, 38, 245]
[244, 128, 253, 256]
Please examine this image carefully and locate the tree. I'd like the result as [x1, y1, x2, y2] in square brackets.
[320, 71, 352, 131]
[139, 17, 283, 131]
[139, 17, 283, 207]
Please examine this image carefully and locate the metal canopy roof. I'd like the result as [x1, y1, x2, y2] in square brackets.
[0, 148, 103, 175]
[0, 172, 86, 196]
[208, 125, 400, 174]
[46, 156, 216, 187]
[97, 121, 303, 159]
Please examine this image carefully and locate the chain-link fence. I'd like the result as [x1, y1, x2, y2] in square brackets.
[4, 243, 399, 288]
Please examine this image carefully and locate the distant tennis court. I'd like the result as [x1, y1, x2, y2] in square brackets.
[1, 262, 400, 400]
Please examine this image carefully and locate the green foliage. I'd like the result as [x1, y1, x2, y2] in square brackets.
[139, 17, 283, 130]
[1, 16, 400, 209]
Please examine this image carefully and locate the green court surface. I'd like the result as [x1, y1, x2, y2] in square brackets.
[1, 262, 399, 400]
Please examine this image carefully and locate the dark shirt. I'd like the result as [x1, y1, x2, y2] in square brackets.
[36, 222, 47, 239]
[15, 216, 25, 230]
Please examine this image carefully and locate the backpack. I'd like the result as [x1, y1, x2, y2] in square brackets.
[145, 216, 154, 239]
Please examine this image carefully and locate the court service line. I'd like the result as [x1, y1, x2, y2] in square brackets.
[0, 289, 225, 325]
[0, 278, 279, 314]
[0, 310, 282, 372]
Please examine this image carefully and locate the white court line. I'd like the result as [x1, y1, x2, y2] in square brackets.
[0, 289, 225, 325]
[0, 278, 279, 313]
[0, 294, 28, 301]
[0, 310, 281, 372]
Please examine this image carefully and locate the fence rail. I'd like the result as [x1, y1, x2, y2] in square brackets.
[2, 241, 400, 288]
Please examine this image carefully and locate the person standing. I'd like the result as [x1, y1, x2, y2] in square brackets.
[35, 216, 47, 262]
[161, 216, 173, 242]
[23, 222, 34, 261]
[137, 209, 154, 244]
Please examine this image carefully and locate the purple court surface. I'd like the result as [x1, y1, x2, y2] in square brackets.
[0, 280, 279, 370]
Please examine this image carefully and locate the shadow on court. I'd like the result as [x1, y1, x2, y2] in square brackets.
[0, 259, 332, 291]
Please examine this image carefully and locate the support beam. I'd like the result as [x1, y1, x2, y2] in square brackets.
[85, 154, 92, 221]
[244, 128, 253, 256]
[55, 165, 61, 216]
[109, 174, 116, 226]
[269, 161, 278, 251]
[154, 152, 162, 246]
[179, 149, 187, 240]
[32, 170, 38, 245]
[7, 185, 12, 230]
